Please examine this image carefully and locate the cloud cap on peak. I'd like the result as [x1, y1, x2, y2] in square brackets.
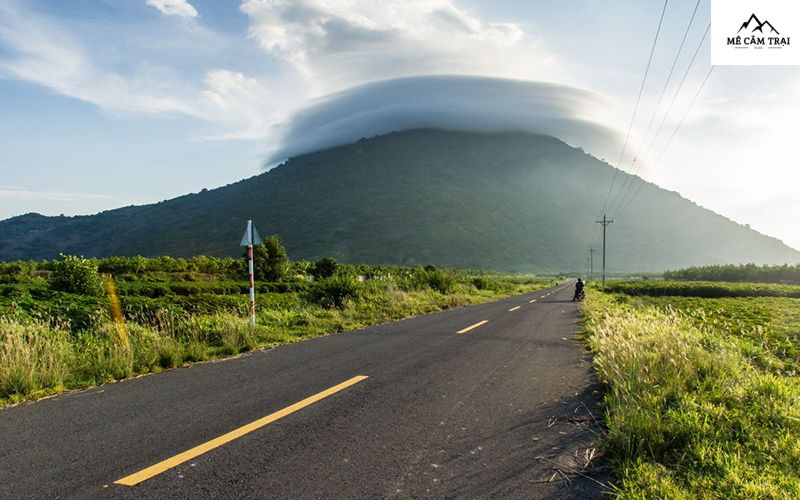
[269, 75, 620, 164]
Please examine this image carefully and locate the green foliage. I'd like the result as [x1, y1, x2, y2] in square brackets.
[251, 235, 289, 282]
[0, 318, 72, 399]
[665, 263, 800, 285]
[583, 290, 800, 497]
[311, 257, 339, 278]
[0, 256, 552, 406]
[48, 254, 103, 296]
[425, 268, 456, 294]
[307, 275, 363, 308]
[605, 279, 800, 298]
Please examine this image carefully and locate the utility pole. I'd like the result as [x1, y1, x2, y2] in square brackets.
[588, 246, 596, 282]
[595, 214, 614, 290]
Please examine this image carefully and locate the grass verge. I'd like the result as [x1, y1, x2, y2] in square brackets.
[582, 290, 800, 498]
[0, 279, 551, 407]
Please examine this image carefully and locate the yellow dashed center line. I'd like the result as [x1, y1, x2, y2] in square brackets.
[508, 306, 521, 312]
[529, 299, 537, 303]
[114, 375, 369, 486]
[457, 320, 489, 334]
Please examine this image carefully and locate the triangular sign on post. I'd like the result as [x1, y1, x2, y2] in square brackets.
[240, 220, 263, 246]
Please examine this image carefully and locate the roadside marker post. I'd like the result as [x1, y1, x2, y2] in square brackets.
[240, 220, 263, 326]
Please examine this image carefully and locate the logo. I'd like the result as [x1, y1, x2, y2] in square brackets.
[711, 0, 800, 65]
[727, 13, 789, 49]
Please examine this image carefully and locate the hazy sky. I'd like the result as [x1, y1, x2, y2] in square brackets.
[1, 0, 798, 250]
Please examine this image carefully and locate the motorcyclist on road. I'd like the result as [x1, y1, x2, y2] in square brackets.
[573, 278, 585, 302]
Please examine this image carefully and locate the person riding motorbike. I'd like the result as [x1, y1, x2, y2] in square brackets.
[573, 278, 585, 301]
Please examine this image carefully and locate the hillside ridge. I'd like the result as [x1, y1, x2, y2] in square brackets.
[1, 129, 797, 271]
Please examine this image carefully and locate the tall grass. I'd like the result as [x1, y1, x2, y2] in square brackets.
[583, 292, 800, 497]
[0, 318, 72, 399]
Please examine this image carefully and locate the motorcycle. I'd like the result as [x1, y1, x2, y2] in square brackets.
[573, 289, 585, 302]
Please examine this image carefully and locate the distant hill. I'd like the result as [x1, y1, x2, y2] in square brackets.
[1, 130, 798, 271]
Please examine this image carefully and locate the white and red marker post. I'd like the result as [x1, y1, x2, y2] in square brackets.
[240, 220, 263, 326]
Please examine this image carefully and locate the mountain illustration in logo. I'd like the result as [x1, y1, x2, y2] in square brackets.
[738, 13, 780, 35]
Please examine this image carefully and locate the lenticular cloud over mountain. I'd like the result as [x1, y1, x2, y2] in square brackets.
[269, 75, 620, 164]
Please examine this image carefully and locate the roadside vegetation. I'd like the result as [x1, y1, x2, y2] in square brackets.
[664, 263, 800, 284]
[0, 248, 553, 407]
[605, 279, 800, 299]
[582, 280, 800, 497]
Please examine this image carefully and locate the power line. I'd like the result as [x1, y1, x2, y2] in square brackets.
[605, 0, 701, 216]
[600, 0, 669, 216]
[611, 22, 711, 216]
[616, 65, 715, 217]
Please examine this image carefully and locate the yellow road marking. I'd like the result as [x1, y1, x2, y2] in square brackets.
[457, 320, 489, 334]
[508, 306, 521, 312]
[529, 299, 537, 303]
[114, 375, 369, 487]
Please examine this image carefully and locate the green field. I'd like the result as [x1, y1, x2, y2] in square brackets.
[0, 256, 553, 407]
[604, 279, 800, 298]
[583, 281, 800, 497]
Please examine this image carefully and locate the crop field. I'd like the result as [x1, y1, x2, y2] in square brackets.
[583, 281, 800, 497]
[0, 256, 554, 407]
[604, 279, 800, 299]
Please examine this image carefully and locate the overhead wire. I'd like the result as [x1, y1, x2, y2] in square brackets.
[599, 0, 669, 217]
[605, 0, 702, 215]
[615, 65, 715, 217]
[610, 21, 711, 216]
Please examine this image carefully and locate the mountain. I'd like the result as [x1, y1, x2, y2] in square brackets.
[1, 130, 798, 271]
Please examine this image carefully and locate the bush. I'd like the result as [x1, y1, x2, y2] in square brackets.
[472, 276, 499, 290]
[312, 257, 339, 279]
[250, 235, 289, 282]
[426, 269, 456, 294]
[307, 276, 362, 308]
[49, 254, 103, 296]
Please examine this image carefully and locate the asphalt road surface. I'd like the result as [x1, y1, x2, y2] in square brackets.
[0, 284, 611, 499]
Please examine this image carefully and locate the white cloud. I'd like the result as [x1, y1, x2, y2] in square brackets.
[145, 0, 198, 18]
[239, 0, 552, 93]
[0, 2, 203, 117]
[271, 75, 618, 164]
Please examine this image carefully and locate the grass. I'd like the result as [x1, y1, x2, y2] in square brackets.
[582, 287, 800, 497]
[0, 276, 552, 407]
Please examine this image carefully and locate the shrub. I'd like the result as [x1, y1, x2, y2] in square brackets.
[249, 235, 289, 282]
[49, 254, 103, 296]
[472, 276, 501, 291]
[312, 257, 339, 279]
[426, 269, 456, 294]
[307, 276, 362, 308]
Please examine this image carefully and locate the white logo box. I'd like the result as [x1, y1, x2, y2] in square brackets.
[711, 0, 800, 65]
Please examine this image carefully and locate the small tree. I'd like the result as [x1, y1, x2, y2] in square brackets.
[250, 235, 289, 282]
[49, 254, 103, 295]
[312, 257, 339, 279]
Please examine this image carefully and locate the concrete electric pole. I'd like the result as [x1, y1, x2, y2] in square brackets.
[595, 215, 614, 290]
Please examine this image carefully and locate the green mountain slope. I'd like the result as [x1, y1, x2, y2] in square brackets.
[1, 130, 797, 271]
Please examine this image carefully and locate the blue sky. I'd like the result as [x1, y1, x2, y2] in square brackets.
[1, 0, 798, 250]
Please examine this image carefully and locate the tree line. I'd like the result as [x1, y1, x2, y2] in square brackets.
[664, 263, 800, 284]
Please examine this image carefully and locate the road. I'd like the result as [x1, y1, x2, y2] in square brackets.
[0, 284, 610, 499]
